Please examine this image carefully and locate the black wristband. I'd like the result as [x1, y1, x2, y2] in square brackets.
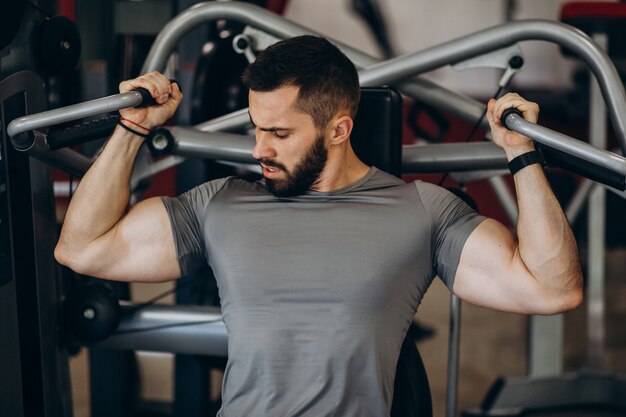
[117, 119, 149, 138]
[508, 150, 545, 175]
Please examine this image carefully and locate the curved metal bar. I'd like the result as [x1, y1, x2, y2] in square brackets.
[142, 2, 626, 152]
[158, 127, 508, 173]
[504, 112, 626, 176]
[7, 91, 145, 140]
[402, 142, 507, 173]
[357, 20, 626, 151]
[142, 1, 365, 73]
[164, 126, 257, 163]
[195, 108, 250, 132]
[192, 80, 488, 134]
[96, 304, 228, 356]
[142, 1, 489, 131]
[395, 78, 486, 127]
[11, 131, 92, 177]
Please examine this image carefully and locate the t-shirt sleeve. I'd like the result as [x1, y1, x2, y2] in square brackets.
[415, 181, 487, 290]
[161, 177, 231, 276]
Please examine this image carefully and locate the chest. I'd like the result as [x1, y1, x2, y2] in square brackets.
[204, 197, 432, 312]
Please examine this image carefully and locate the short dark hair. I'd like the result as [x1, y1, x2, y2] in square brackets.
[242, 35, 360, 130]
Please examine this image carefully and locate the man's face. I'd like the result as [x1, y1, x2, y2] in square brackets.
[249, 85, 328, 197]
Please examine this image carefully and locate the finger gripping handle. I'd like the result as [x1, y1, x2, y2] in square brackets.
[500, 107, 522, 129]
[132, 87, 157, 108]
[132, 79, 180, 108]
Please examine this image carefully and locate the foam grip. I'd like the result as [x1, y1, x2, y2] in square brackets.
[500, 107, 522, 129]
[537, 143, 626, 191]
[47, 114, 118, 150]
[132, 87, 157, 108]
[133, 79, 180, 108]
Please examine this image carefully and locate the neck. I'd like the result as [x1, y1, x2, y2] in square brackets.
[310, 142, 371, 192]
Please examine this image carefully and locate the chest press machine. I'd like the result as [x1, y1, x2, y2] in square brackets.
[5, 2, 626, 417]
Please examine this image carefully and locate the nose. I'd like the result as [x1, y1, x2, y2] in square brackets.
[251, 130, 276, 160]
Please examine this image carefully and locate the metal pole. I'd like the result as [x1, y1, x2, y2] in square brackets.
[7, 91, 145, 140]
[446, 294, 461, 417]
[586, 33, 608, 370]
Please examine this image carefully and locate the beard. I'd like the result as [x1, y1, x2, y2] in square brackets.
[259, 134, 328, 197]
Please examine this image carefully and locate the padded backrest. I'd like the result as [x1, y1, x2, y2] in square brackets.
[391, 333, 433, 417]
[351, 87, 432, 416]
[351, 87, 403, 178]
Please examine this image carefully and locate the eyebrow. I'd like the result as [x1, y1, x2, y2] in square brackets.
[248, 111, 294, 133]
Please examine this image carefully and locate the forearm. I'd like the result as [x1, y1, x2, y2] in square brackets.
[509, 146, 583, 299]
[57, 126, 144, 256]
[459, 93, 584, 314]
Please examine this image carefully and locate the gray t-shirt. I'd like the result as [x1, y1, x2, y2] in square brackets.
[162, 167, 485, 417]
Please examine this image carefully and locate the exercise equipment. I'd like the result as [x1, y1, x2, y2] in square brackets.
[36, 15, 81, 76]
[350, 0, 396, 59]
[0, 70, 72, 417]
[65, 283, 121, 343]
[6, 2, 626, 416]
[462, 5, 626, 415]
[500, 108, 625, 189]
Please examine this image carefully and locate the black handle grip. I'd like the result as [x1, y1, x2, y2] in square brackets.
[500, 107, 522, 129]
[132, 87, 157, 108]
[497, 107, 625, 190]
[131, 79, 180, 108]
[538, 143, 625, 191]
[47, 114, 119, 150]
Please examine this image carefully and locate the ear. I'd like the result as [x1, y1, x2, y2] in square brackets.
[329, 115, 354, 145]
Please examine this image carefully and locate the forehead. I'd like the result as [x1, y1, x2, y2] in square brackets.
[248, 85, 313, 128]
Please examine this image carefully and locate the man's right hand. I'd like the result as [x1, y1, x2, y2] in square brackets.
[119, 71, 183, 130]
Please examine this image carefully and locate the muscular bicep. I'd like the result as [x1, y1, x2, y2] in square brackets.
[452, 219, 550, 314]
[79, 197, 181, 282]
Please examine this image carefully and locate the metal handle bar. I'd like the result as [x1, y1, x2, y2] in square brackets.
[22, 131, 93, 177]
[6, 88, 154, 143]
[142, 2, 626, 153]
[17, 5, 621, 148]
[501, 109, 626, 179]
[147, 127, 625, 190]
[147, 126, 257, 163]
[148, 126, 509, 172]
[95, 304, 228, 356]
[143, 1, 487, 133]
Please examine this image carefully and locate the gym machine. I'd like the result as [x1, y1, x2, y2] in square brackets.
[0, 1, 81, 416]
[6, 1, 626, 416]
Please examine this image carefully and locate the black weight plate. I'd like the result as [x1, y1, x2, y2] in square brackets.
[39, 15, 81, 75]
[65, 283, 121, 342]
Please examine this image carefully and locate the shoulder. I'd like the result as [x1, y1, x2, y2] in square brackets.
[352, 167, 407, 193]
[369, 167, 405, 186]
[412, 180, 483, 223]
[161, 176, 255, 213]
[413, 180, 449, 195]
[181, 176, 257, 202]
[412, 180, 459, 206]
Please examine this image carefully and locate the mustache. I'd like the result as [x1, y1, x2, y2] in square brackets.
[257, 158, 287, 172]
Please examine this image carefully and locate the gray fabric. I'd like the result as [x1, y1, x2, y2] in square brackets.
[162, 167, 485, 417]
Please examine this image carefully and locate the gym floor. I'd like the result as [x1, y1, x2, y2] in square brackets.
[68, 248, 626, 417]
